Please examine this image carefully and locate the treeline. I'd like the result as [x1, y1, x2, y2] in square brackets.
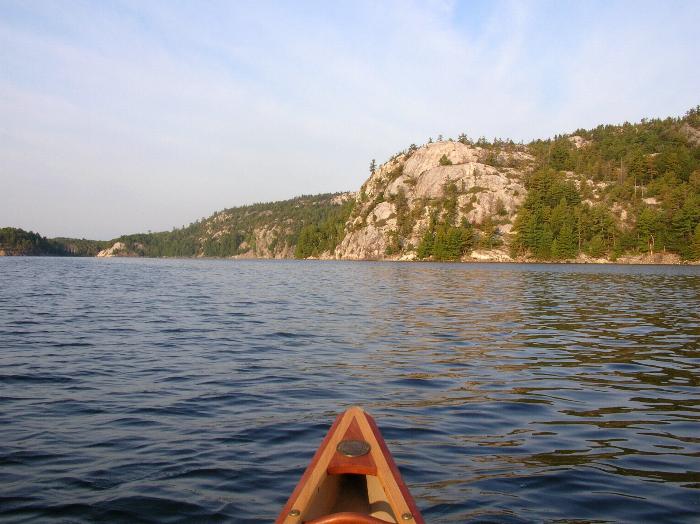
[2, 194, 354, 259]
[107, 193, 354, 258]
[0, 228, 109, 256]
[294, 200, 354, 258]
[515, 106, 700, 260]
[52, 237, 110, 256]
[512, 169, 616, 259]
[0, 227, 69, 255]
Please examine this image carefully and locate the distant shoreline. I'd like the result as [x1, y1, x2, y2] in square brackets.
[3, 252, 698, 266]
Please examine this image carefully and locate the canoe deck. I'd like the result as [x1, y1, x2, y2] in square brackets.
[276, 406, 424, 524]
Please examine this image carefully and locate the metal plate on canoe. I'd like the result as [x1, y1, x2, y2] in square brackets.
[337, 439, 371, 457]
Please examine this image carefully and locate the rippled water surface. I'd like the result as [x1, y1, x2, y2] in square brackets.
[1, 258, 700, 523]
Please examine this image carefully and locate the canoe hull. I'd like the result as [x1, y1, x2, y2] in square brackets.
[276, 407, 424, 524]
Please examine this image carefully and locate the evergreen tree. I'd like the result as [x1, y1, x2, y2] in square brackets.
[586, 235, 606, 257]
[439, 154, 452, 166]
[637, 207, 660, 254]
[555, 223, 577, 259]
[417, 229, 434, 259]
[692, 223, 700, 260]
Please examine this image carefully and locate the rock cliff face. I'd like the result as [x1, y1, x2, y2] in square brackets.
[96, 241, 143, 257]
[334, 141, 531, 260]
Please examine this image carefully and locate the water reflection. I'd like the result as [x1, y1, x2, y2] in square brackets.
[0, 259, 698, 523]
[354, 263, 700, 522]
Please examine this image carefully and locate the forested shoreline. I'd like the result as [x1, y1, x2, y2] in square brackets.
[3, 107, 699, 262]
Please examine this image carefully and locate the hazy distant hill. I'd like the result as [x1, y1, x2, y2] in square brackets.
[95, 193, 355, 259]
[0, 228, 107, 256]
[3, 107, 699, 262]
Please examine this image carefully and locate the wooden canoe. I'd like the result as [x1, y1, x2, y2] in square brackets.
[276, 406, 425, 524]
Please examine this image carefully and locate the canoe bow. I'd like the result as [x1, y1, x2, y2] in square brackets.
[276, 406, 424, 524]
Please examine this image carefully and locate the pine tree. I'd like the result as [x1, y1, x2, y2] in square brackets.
[556, 223, 577, 259]
[439, 154, 452, 166]
[417, 229, 434, 259]
[692, 223, 700, 260]
[587, 235, 605, 257]
[637, 207, 659, 254]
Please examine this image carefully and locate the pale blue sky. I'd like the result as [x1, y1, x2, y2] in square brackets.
[1, 0, 699, 239]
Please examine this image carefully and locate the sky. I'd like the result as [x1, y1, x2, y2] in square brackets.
[1, 0, 699, 239]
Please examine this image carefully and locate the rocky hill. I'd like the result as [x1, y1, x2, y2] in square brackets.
[332, 106, 700, 262]
[335, 140, 530, 261]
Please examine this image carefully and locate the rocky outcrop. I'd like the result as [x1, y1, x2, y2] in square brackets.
[680, 123, 700, 146]
[568, 135, 591, 149]
[96, 241, 142, 257]
[469, 249, 514, 262]
[334, 141, 531, 260]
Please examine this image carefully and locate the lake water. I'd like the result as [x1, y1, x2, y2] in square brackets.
[1, 257, 699, 523]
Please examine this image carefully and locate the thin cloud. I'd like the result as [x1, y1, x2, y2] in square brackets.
[0, 0, 698, 238]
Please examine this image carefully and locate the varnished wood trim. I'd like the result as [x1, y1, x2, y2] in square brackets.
[275, 412, 348, 524]
[275, 407, 424, 524]
[363, 413, 425, 524]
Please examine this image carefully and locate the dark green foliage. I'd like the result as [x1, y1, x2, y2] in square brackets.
[393, 187, 413, 238]
[416, 185, 475, 262]
[52, 237, 109, 256]
[0, 227, 69, 255]
[513, 169, 604, 259]
[433, 222, 473, 260]
[416, 227, 434, 259]
[586, 235, 606, 258]
[385, 230, 401, 256]
[549, 138, 575, 171]
[80, 193, 355, 259]
[294, 200, 353, 258]
[439, 154, 452, 166]
[692, 223, 700, 260]
[457, 133, 470, 145]
[418, 220, 474, 261]
[442, 181, 458, 224]
[636, 207, 661, 254]
[552, 223, 577, 259]
[516, 108, 700, 260]
[475, 216, 502, 250]
[0, 228, 109, 256]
